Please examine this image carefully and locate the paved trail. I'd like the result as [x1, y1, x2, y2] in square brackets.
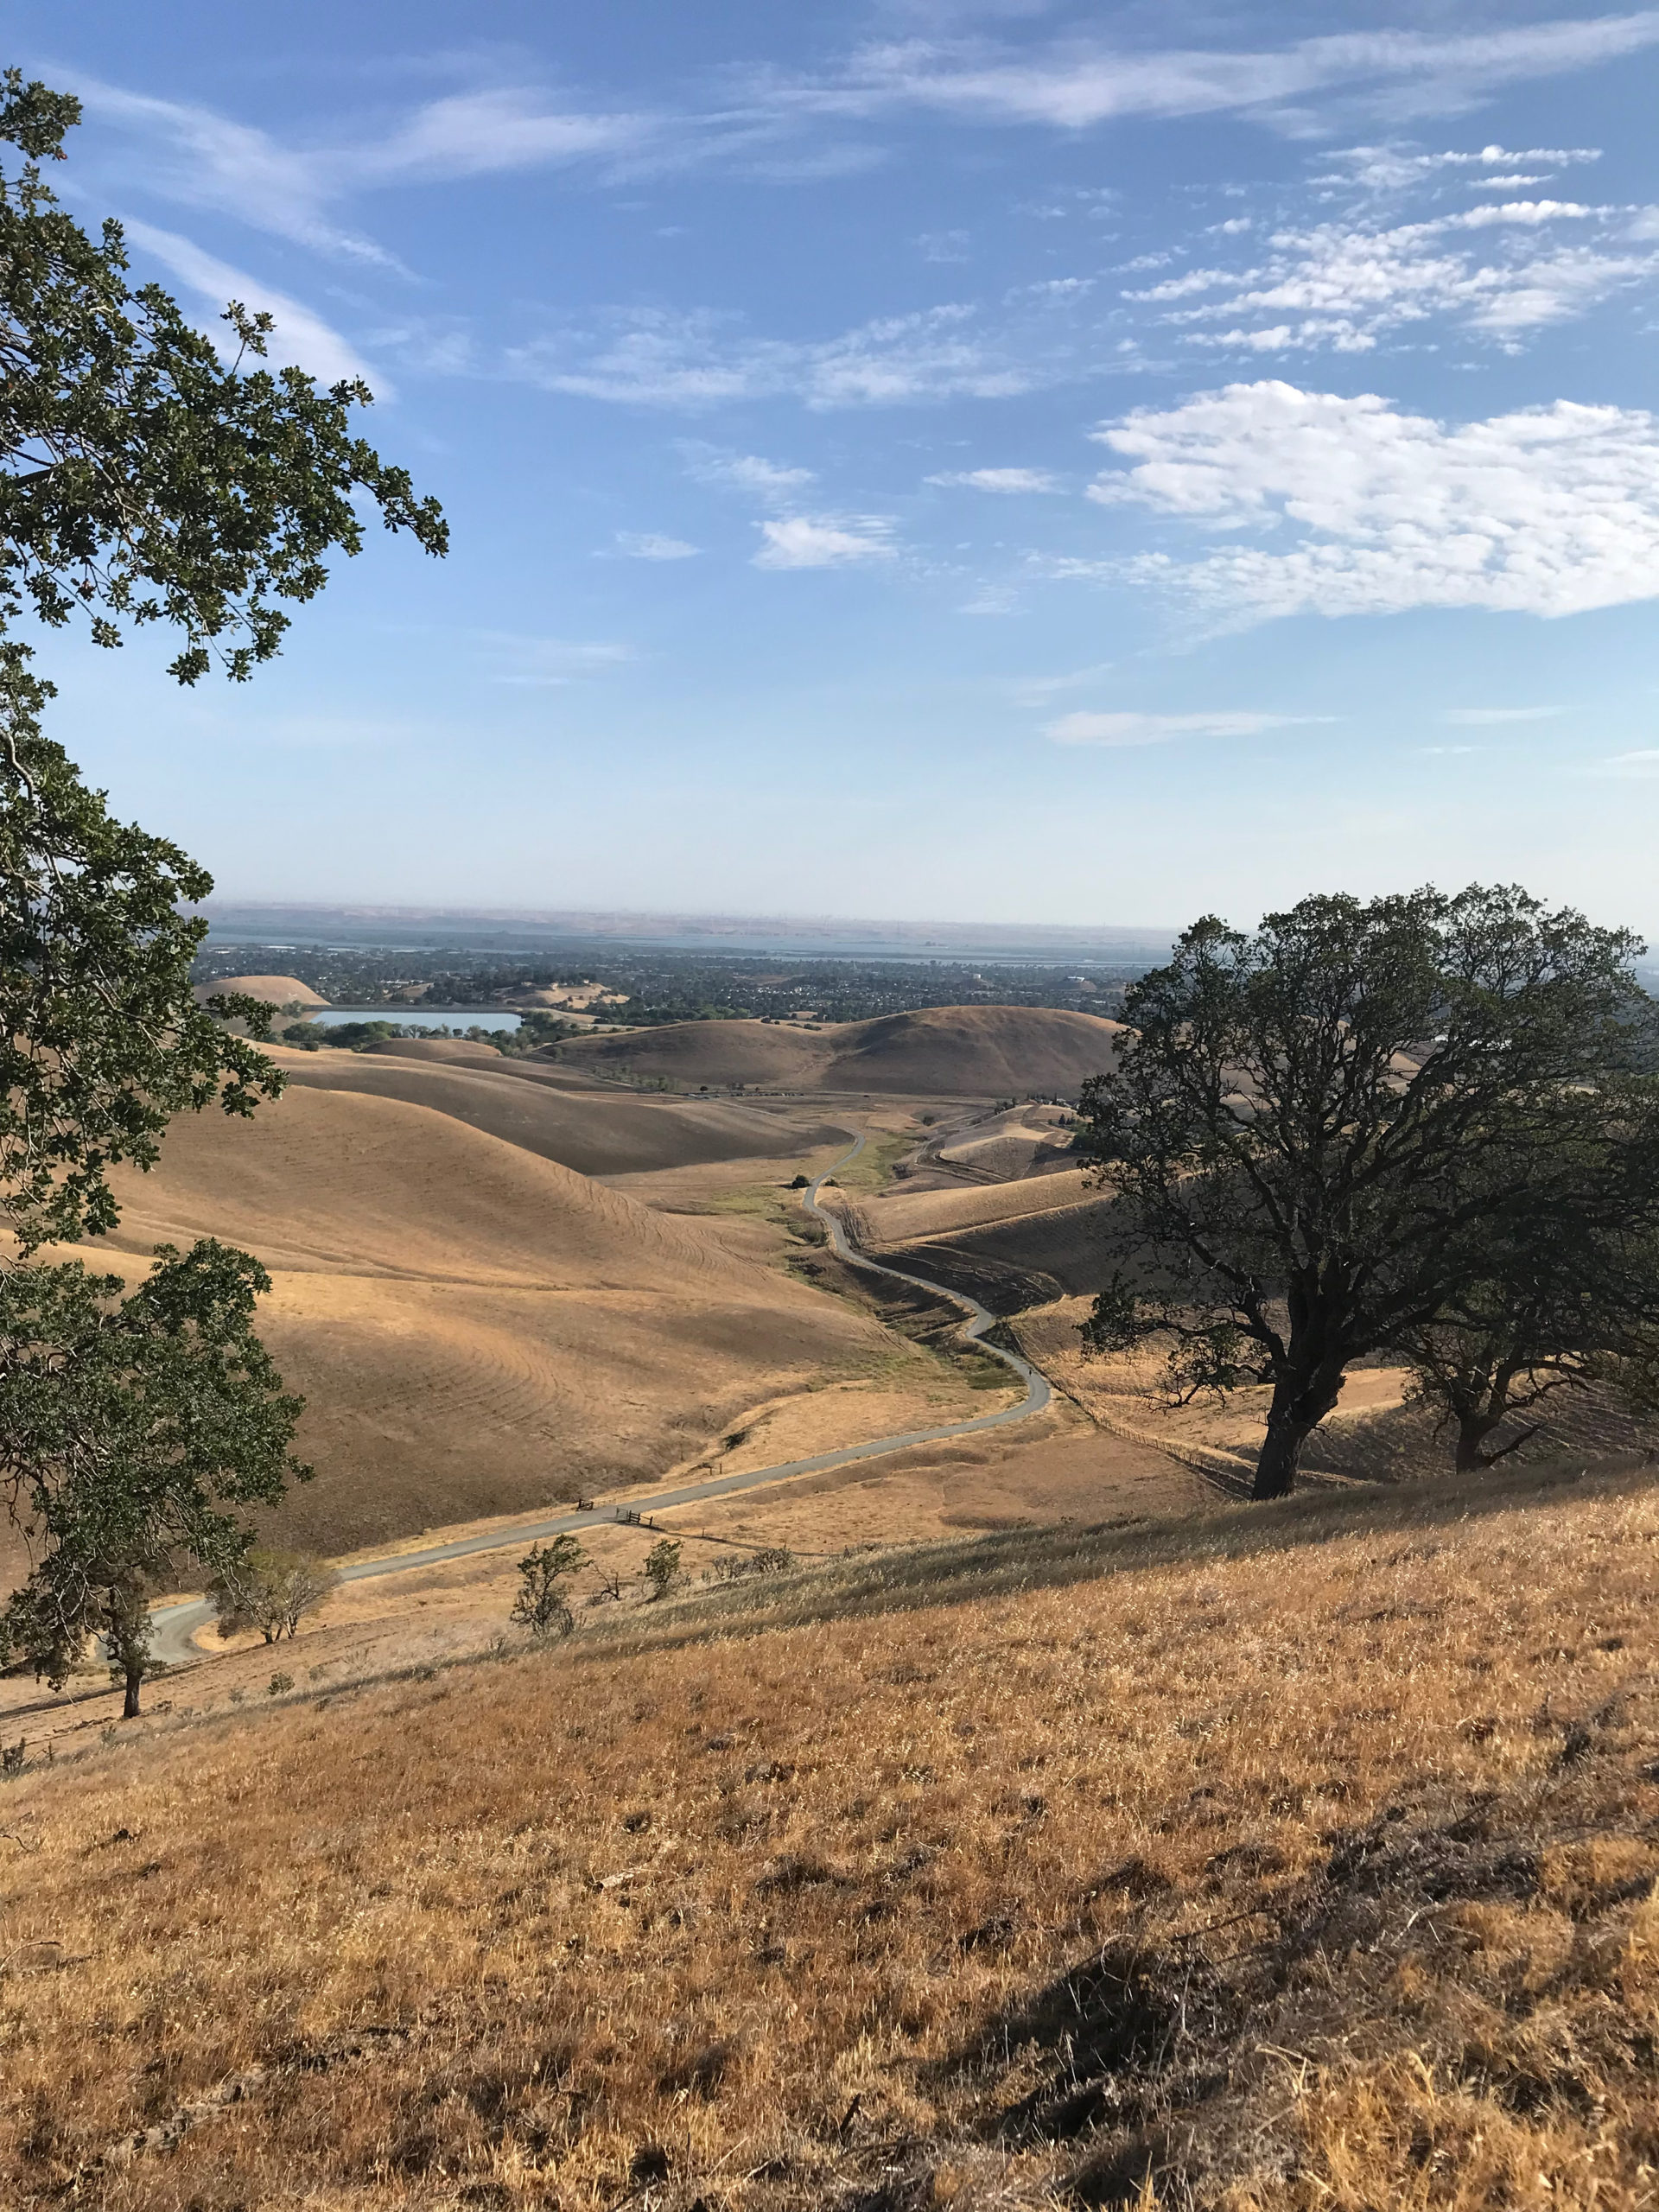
[150, 1131, 1051, 1666]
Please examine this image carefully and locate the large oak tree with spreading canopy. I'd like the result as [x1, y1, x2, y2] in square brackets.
[1076, 885, 1659, 1500]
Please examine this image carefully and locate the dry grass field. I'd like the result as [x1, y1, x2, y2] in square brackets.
[3, 1459, 1656, 2209]
[192, 973, 327, 1007]
[551, 1006, 1124, 1097]
[271, 1045, 851, 1178]
[6, 1084, 919, 1563]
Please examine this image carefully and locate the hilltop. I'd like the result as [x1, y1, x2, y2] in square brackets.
[3, 1459, 1655, 2209]
[192, 972, 327, 1007]
[551, 1003, 1125, 1096]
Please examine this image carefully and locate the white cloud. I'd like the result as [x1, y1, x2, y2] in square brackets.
[1441, 705, 1562, 725]
[753, 515, 899, 569]
[123, 220, 385, 391]
[67, 71, 664, 260]
[475, 634, 633, 684]
[611, 532, 701, 560]
[927, 466, 1061, 492]
[67, 77, 394, 263]
[348, 90, 653, 183]
[1594, 750, 1659, 776]
[508, 302, 1065, 410]
[1128, 205, 1653, 356]
[1322, 143, 1604, 194]
[1046, 709, 1331, 747]
[822, 16, 1659, 131]
[1090, 381, 1659, 622]
[682, 447, 817, 501]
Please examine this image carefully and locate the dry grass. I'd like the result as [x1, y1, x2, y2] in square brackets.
[3, 1461, 1658, 2209]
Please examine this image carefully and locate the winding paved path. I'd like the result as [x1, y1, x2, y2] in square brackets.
[149, 1131, 1051, 1667]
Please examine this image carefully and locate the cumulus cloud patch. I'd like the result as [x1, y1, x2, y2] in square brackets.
[1089, 382, 1659, 622]
[1122, 203, 1654, 355]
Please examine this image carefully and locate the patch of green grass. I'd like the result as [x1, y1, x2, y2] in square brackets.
[833, 1131, 916, 1195]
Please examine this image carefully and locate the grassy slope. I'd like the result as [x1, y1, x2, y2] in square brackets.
[270, 1046, 851, 1178]
[4, 1460, 1656, 2209]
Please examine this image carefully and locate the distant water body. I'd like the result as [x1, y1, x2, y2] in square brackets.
[206, 908, 1173, 969]
[303, 1007, 526, 1033]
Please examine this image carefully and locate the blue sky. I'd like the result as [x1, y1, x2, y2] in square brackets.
[15, 2, 1659, 933]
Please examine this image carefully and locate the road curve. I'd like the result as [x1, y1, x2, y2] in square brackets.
[149, 1132, 1050, 1667]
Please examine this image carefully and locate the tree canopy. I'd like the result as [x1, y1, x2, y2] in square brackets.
[0, 1240, 308, 1712]
[0, 67, 446, 1694]
[1077, 884, 1656, 1499]
[0, 69, 444, 1249]
[0, 70, 446, 683]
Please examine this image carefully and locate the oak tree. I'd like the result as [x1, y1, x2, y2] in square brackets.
[1077, 886, 1652, 1499]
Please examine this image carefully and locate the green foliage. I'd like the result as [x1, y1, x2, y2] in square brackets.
[0, 651, 283, 1248]
[642, 1539, 683, 1600]
[0, 71, 446, 684]
[510, 1535, 586, 1638]
[1077, 884, 1656, 1499]
[0, 1239, 308, 1698]
[268, 1671, 293, 1696]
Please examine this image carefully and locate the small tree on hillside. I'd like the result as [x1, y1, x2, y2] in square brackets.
[210, 1548, 340, 1643]
[1077, 886, 1656, 1499]
[510, 1535, 587, 1638]
[643, 1540, 682, 1601]
[0, 1242, 308, 1716]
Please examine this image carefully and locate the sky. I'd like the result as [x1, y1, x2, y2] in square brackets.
[13, 1, 1659, 935]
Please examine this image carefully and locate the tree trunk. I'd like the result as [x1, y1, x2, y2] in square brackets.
[1252, 1415, 1313, 1499]
[1253, 1360, 1348, 1500]
[1454, 1414, 1499, 1474]
[123, 1663, 143, 1719]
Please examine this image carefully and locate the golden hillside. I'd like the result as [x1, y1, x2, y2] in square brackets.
[192, 972, 327, 1007]
[3, 1461, 1655, 2209]
[71, 1084, 889, 1554]
[271, 1046, 853, 1178]
[552, 1004, 1125, 1096]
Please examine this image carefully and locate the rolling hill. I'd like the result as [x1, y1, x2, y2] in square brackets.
[64, 1084, 887, 1555]
[267, 1046, 850, 1179]
[550, 1004, 1125, 1096]
[194, 972, 327, 1007]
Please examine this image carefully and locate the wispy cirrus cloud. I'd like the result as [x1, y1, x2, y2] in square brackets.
[752, 515, 899, 569]
[1046, 709, 1332, 747]
[804, 14, 1659, 132]
[123, 219, 385, 389]
[506, 302, 1065, 410]
[927, 466, 1061, 491]
[680, 446, 817, 501]
[474, 634, 633, 685]
[1085, 381, 1659, 623]
[1441, 705, 1563, 725]
[609, 532, 701, 561]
